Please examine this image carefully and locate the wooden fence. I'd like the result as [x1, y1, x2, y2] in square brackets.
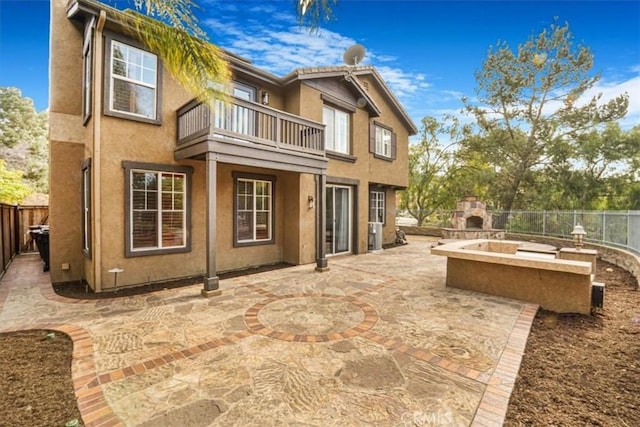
[0, 203, 49, 278]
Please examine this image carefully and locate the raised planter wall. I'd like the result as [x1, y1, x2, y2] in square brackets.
[432, 239, 594, 314]
[398, 226, 640, 290]
[506, 233, 640, 290]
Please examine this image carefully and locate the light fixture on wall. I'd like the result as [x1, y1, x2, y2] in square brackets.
[308, 195, 315, 209]
[571, 224, 586, 251]
[261, 90, 270, 105]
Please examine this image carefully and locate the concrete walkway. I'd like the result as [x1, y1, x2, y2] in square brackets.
[0, 236, 537, 427]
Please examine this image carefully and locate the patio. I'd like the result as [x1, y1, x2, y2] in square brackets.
[0, 236, 537, 427]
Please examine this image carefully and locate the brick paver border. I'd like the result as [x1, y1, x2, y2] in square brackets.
[471, 303, 539, 426]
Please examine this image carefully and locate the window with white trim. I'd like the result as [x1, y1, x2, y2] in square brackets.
[369, 190, 385, 223]
[370, 122, 397, 160]
[234, 174, 274, 245]
[375, 125, 392, 158]
[109, 40, 158, 120]
[323, 105, 350, 154]
[123, 162, 192, 257]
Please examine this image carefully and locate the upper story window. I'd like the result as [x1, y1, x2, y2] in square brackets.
[370, 122, 397, 160]
[375, 126, 392, 157]
[123, 161, 192, 257]
[323, 105, 350, 154]
[105, 35, 161, 124]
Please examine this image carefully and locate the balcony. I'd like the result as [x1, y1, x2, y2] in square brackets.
[176, 98, 327, 174]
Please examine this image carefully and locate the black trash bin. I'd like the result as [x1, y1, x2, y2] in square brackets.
[30, 226, 50, 272]
[39, 228, 50, 272]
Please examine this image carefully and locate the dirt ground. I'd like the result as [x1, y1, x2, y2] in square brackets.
[0, 330, 81, 427]
[505, 259, 640, 426]
[1, 260, 638, 426]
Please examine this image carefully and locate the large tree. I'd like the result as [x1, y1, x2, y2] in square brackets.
[400, 116, 472, 226]
[0, 87, 49, 194]
[462, 21, 629, 213]
[0, 160, 32, 204]
[0, 87, 46, 149]
[546, 123, 640, 209]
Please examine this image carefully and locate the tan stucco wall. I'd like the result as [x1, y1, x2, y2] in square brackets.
[299, 173, 317, 264]
[360, 75, 410, 189]
[49, 141, 84, 283]
[50, 0, 413, 290]
[446, 257, 593, 314]
[49, 0, 86, 284]
[215, 165, 302, 273]
[292, 82, 410, 251]
[92, 158, 311, 289]
[50, 0, 82, 116]
[50, 1, 314, 290]
[281, 174, 299, 265]
[276, 171, 316, 266]
[432, 240, 593, 314]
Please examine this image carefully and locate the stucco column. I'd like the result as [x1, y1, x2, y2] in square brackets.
[202, 152, 221, 297]
[315, 173, 329, 271]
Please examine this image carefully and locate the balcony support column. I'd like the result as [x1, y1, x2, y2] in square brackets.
[202, 152, 221, 297]
[315, 173, 329, 271]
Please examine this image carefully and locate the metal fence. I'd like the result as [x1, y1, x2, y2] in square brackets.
[426, 209, 640, 255]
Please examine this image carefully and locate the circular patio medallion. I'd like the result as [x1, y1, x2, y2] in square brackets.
[244, 294, 377, 342]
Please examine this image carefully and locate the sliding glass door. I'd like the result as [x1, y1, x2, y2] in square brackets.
[326, 185, 351, 255]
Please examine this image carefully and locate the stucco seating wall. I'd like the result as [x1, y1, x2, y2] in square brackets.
[431, 239, 595, 314]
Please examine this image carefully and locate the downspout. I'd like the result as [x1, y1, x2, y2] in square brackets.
[93, 10, 106, 292]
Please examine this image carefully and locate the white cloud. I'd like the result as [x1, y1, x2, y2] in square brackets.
[376, 66, 430, 98]
[200, 5, 456, 129]
[539, 73, 640, 129]
[584, 75, 640, 129]
[204, 16, 356, 73]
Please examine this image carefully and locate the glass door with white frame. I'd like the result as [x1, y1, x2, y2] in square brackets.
[213, 81, 256, 137]
[326, 185, 351, 255]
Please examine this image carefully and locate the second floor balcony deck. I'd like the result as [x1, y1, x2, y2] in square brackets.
[176, 98, 327, 174]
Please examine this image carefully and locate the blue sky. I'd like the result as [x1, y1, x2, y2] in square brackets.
[1, 0, 639, 129]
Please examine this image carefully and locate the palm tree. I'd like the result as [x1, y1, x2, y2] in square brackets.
[114, 0, 337, 102]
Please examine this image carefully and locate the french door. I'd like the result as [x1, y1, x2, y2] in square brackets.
[213, 81, 255, 136]
[326, 185, 352, 255]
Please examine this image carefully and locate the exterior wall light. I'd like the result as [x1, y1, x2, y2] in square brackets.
[308, 195, 315, 209]
[571, 224, 586, 251]
[261, 90, 269, 105]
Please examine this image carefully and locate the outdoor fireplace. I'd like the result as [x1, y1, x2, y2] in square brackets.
[465, 216, 484, 229]
[441, 196, 504, 240]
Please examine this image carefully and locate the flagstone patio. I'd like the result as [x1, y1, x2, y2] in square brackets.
[0, 236, 537, 426]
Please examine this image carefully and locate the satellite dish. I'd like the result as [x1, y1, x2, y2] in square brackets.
[343, 44, 366, 66]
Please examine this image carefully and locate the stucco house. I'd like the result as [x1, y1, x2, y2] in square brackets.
[49, 0, 417, 294]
